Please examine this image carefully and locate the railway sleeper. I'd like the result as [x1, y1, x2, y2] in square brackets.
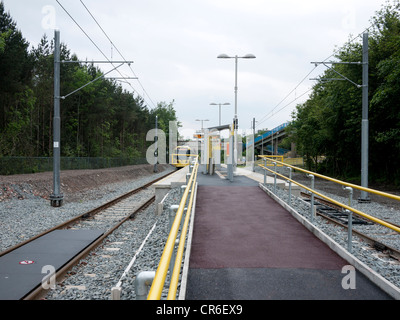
[317, 207, 371, 225]
[301, 195, 372, 225]
[373, 241, 387, 252]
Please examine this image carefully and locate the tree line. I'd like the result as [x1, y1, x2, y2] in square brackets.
[287, 0, 400, 186]
[0, 2, 179, 161]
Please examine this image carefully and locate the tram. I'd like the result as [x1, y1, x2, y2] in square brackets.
[171, 146, 193, 168]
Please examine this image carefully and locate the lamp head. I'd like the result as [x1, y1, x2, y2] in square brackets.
[217, 54, 231, 59]
[242, 54, 256, 59]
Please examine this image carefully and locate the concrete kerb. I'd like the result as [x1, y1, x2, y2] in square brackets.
[259, 182, 400, 300]
[178, 182, 198, 300]
[236, 166, 301, 197]
[154, 166, 189, 215]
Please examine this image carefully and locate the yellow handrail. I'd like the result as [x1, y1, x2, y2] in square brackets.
[260, 155, 284, 166]
[167, 165, 198, 300]
[258, 161, 400, 234]
[147, 157, 199, 300]
[259, 156, 400, 202]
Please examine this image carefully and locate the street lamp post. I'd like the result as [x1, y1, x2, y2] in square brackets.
[210, 102, 230, 126]
[196, 119, 209, 131]
[217, 54, 256, 175]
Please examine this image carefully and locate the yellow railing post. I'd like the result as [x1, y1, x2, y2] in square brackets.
[258, 156, 400, 234]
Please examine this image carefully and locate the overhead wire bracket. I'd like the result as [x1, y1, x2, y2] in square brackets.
[60, 62, 126, 99]
[311, 61, 363, 88]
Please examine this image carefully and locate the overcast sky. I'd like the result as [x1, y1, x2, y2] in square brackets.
[3, 0, 388, 139]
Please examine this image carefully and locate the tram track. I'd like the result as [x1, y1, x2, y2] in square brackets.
[300, 192, 400, 261]
[25, 195, 156, 300]
[0, 170, 175, 258]
[0, 169, 176, 300]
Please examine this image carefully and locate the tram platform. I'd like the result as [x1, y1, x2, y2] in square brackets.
[184, 167, 394, 300]
[154, 166, 190, 214]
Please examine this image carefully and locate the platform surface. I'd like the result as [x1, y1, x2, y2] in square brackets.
[0, 229, 104, 300]
[153, 166, 189, 189]
[185, 169, 392, 300]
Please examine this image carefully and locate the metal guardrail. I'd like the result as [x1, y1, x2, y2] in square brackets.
[260, 155, 284, 166]
[282, 157, 304, 166]
[253, 122, 290, 145]
[147, 157, 199, 300]
[258, 156, 400, 251]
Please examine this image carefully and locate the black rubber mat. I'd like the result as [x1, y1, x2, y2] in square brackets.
[0, 229, 104, 300]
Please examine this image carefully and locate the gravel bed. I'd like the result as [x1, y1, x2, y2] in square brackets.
[0, 167, 174, 252]
[0, 165, 185, 301]
[263, 183, 400, 291]
[44, 186, 183, 300]
[2, 164, 399, 299]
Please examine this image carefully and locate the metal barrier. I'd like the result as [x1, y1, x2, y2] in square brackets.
[147, 157, 199, 300]
[282, 157, 304, 167]
[258, 156, 400, 251]
[261, 155, 284, 166]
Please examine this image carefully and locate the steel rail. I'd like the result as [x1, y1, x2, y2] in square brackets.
[23, 195, 155, 300]
[259, 163, 400, 234]
[300, 192, 400, 261]
[259, 156, 400, 202]
[301, 192, 400, 229]
[0, 169, 176, 258]
[319, 208, 400, 261]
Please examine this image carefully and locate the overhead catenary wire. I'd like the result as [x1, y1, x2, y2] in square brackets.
[255, 66, 317, 129]
[56, 0, 157, 109]
[56, 0, 139, 99]
[79, 0, 157, 109]
[255, 25, 373, 130]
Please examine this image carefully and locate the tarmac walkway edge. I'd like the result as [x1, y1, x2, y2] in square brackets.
[259, 182, 400, 300]
[178, 182, 198, 300]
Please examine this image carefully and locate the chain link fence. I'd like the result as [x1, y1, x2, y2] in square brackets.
[0, 157, 148, 175]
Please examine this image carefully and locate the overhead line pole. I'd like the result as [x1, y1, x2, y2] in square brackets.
[49, 30, 133, 207]
[360, 32, 369, 202]
[311, 32, 369, 202]
[154, 115, 158, 173]
[50, 30, 63, 207]
[252, 118, 255, 172]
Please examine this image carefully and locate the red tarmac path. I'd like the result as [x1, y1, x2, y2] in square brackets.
[185, 171, 392, 300]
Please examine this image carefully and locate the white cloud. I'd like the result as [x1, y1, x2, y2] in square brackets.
[2, 0, 387, 135]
